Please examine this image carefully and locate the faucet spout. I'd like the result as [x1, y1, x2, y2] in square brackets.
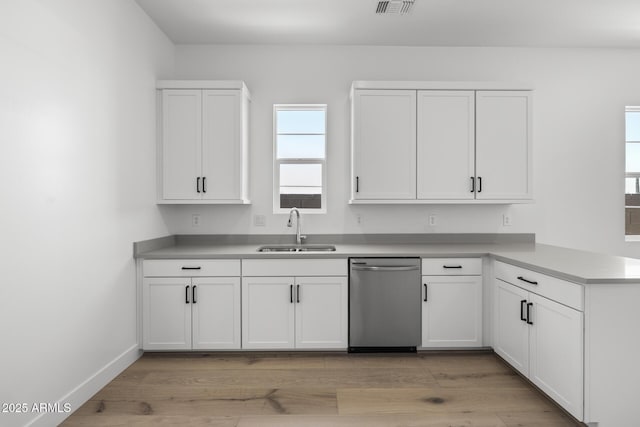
[287, 207, 305, 245]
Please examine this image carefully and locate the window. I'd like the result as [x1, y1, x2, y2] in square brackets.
[273, 105, 327, 213]
[625, 107, 640, 236]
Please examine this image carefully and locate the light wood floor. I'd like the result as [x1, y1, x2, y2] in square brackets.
[62, 352, 582, 427]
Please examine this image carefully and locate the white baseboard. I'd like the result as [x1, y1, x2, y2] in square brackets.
[26, 344, 142, 427]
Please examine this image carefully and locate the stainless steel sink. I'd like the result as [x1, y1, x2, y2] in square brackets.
[257, 244, 336, 252]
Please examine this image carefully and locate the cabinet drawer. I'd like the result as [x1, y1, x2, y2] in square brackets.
[143, 259, 240, 277]
[494, 261, 583, 311]
[242, 259, 347, 277]
[422, 258, 482, 275]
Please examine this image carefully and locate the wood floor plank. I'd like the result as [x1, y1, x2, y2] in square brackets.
[70, 388, 337, 417]
[128, 353, 327, 371]
[61, 415, 238, 427]
[236, 414, 508, 426]
[419, 353, 508, 371]
[140, 367, 437, 389]
[337, 387, 558, 415]
[325, 354, 426, 369]
[497, 411, 582, 426]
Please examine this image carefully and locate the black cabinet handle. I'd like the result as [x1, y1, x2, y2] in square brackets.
[185, 285, 190, 304]
[443, 265, 462, 269]
[478, 176, 482, 193]
[526, 302, 533, 325]
[356, 176, 359, 193]
[470, 177, 475, 193]
[296, 284, 300, 303]
[196, 177, 201, 193]
[290, 284, 293, 303]
[423, 283, 428, 302]
[517, 276, 538, 285]
[520, 299, 527, 322]
[202, 176, 207, 193]
[192, 285, 197, 304]
[181, 266, 201, 270]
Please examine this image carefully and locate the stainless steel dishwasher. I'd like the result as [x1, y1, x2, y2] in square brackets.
[349, 258, 421, 352]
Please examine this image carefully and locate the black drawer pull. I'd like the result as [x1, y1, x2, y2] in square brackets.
[196, 177, 201, 193]
[526, 302, 534, 325]
[181, 266, 202, 270]
[470, 177, 475, 193]
[296, 284, 300, 303]
[423, 283, 428, 302]
[443, 265, 463, 269]
[356, 176, 359, 193]
[478, 176, 482, 193]
[520, 299, 527, 322]
[517, 276, 538, 285]
[202, 176, 207, 193]
[290, 284, 294, 303]
[192, 285, 197, 304]
[185, 285, 190, 304]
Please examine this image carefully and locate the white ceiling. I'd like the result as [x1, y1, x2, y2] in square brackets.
[134, 0, 640, 48]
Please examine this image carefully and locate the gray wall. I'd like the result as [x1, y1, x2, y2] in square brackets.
[0, 1, 174, 425]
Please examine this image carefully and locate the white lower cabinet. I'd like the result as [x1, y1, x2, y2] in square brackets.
[421, 258, 483, 348]
[494, 261, 583, 421]
[422, 276, 483, 347]
[142, 260, 241, 350]
[242, 276, 348, 350]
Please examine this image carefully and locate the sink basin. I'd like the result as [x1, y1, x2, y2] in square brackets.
[257, 244, 336, 252]
[298, 244, 337, 252]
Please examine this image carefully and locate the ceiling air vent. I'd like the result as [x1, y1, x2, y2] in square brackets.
[376, 0, 415, 15]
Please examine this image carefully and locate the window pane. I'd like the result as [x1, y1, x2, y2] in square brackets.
[626, 178, 639, 194]
[277, 135, 325, 159]
[279, 164, 322, 189]
[279, 163, 323, 209]
[277, 110, 325, 134]
[627, 111, 640, 141]
[626, 143, 640, 173]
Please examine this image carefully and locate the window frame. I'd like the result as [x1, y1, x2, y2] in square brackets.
[273, 104, 327, 214]
[625, 106, 640, 239]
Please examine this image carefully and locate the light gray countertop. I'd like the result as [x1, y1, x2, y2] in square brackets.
[134, 234, 640, 285]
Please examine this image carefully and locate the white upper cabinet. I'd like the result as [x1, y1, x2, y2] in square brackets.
[417, 91, 475, 200]
[476, 91, 532, 200]
[350, 82, 532, 204]
[162, 90, 202, 201]
[158, 81, 250, 204]
[352, 89, 417, 200]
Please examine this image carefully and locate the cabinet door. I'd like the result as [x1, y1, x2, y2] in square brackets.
[529, 294, 584, 420]
[352, 90, 417, 200]
[493, 279, 530, 376]
[417, 91, 475, 200]
[202, 90, 243, 200]
[295, 276, 348, 349]
[422, 275, 482, 347]
[162, 89, 202, 200]
[191, 277, 241, 350]
[475, 91, 532, 200]
[242, 277, 295, 349]
[142, 278, 191, 350]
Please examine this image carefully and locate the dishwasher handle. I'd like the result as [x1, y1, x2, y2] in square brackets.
[351, 265, 419, 272]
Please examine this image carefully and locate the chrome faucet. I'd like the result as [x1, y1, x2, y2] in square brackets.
[287, 207, 306, 245]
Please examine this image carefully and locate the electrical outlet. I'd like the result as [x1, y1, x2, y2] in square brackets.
[356, 213, 363, 225]
[192, 214, 201, 228]
[503, 214, 512, 227]
[254, 214, 266, 227]
[428, 214, 438, 226]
